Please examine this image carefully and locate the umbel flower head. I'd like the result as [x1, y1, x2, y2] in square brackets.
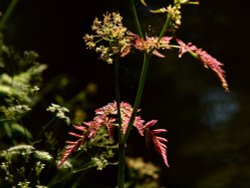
[141, 0, 199, 32]
[58, 101, 169, 167]
[83, 12, 173, 63]
[83, 12, 135, 64]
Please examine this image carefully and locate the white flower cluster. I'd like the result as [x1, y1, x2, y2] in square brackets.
[34, 150, 53, 161]
[91, 156, 108, 170]
[0, 105, 31, 120]
[46, 103, 71, 125]
[17, 180, 30, 188]
[7, 144, 34, 155]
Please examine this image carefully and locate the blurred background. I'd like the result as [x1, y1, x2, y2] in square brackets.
[1, 0, 250, 187]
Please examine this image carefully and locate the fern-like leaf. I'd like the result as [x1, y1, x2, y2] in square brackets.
[57, 125, 86, 167]
[144, 120, 169, 167]
[151, 129, 169, 167]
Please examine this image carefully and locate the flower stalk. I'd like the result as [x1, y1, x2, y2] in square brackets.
[117, 54, 151, 188]
[123, 53, 151, 143]
[117, 0, 175, 185]
[118, 1, 145, 186]
[130, 0, 144, 38]
[158, 13, 171, 40]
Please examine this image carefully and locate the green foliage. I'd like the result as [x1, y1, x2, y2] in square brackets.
[69, 126, 116, 171]
[1, 1, 114, 187]
[0, 144, 57, 187]
[0, 36, 47, 120]
[0, 122, 32, 141]
[88, 126, 117, 171]
[0, 32, 47, 142]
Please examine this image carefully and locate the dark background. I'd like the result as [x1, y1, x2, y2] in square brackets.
[1, 0, 250, 187]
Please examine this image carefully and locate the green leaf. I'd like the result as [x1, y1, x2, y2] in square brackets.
[2, 122, 33, 139]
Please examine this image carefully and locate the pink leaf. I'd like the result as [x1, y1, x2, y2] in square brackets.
[68, 132, 83, 138]
[58, 124, 87, 167]
[144, 120, 158, 129]
[176, 38, 229, 92]
[144, 121, 169, 167]
[152, 133, 169, 167]
[58, 138, 84, 167]
[152, 128, 167, 134]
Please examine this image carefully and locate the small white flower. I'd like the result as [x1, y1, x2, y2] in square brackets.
[46, 103, 71, 125]
[34, 151, 53, 161]
[91, 156, 108, 170]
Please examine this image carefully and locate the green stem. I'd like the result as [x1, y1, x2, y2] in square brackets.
[158, 13, 171, 40]
[117, 1, 146, 187]
[114, 57, 125, 188]
[118, 142, 126, 188]
[130, 0, 144, 38]
[119, 54, 151, 188]
[0, 0, 18, 32]
[123, 53, 151, 144]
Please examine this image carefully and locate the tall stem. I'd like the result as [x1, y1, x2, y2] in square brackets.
[0, 0, 18, 32]
[117, 141, 125, 188]
[117, 54, 150, 188]
[123, 53, 150, 143]
[115, 57, 125, 188]
[117, 1, 145, 187]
